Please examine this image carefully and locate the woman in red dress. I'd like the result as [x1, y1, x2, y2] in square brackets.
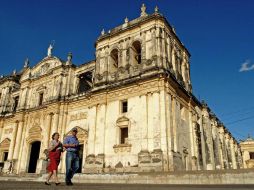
[45, 132, 63, 185]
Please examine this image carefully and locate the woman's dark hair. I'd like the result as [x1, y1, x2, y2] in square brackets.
[52, 132, 59, 140]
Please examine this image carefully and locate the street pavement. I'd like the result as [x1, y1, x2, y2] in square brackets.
[0, 181, 254, 190]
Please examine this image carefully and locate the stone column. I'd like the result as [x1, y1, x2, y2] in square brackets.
[65, 69, 72, 96]
[163, 30, 168, 69]
[171, 42, 176, 74]
[199, 116, 207, 169]
[0, 120, 4, 141]
[212, 123, 221, 169]
[87, 106, 97, 155]
[16, 115, 28, 173]
[20, 88, 29, 109]
[141, 94, 148, 150]
[189, 112, 195, 157]
[230, 138, 237, 169]
[82, 141, 87, 173]
[95, 104, 106, 155]
[190, 114, 198, 170]
[45, 113, 53, 149]
[151, 27, 156, 58]
[13, 120, 24, 159]
[234, 144, 240, 168]
[165, 92, 173, 171]
[152, 92, 161, 150]
[74, 75, 80, 94]
[57, 75, 63, 98]
[2, 87, 9, 112]
[141, 31, 146, 61]
[51, 112, 59, 136]
[201, 104, 215, 170]
[171, 96, 177, 152]
[147, 92, 154, 152]
[181, 63, 186, 83]
[59, 108, 68, 173]
[60, 109, 68, 141]
[159, 90, 168, 171]
[223, 132, 229, 169]
[156, 28, 162, 67]
[219, 127, 226, 169]
[7, 121, 19, 160]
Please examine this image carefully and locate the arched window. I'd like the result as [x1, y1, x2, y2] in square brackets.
[110, 49, 119, 72]
[132, 41, 141, 64]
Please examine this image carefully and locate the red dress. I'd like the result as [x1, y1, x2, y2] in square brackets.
[47, 142, 62, 172]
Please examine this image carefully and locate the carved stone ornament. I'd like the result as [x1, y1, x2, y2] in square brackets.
[113, 144, 131, 153]
[146, 59, 153, 66]
[96, 74, 103, 81]
[0, 138, 11, 150]
[27, 125, 42, 143]
[65, 126, 88, 143]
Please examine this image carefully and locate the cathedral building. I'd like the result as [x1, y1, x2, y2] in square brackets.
[240, 136, 254, 169]
[0, 4, 242, 174]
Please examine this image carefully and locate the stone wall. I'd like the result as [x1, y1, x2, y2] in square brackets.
[1, 169, 254, 184]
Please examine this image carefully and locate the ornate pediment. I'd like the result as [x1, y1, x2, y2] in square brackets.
[116, 116, 130, 127]
[29, 57, 64, 79]
[27, 125, 42, 143]
[36, 85, 46, 92]
[0, 138, 11, 150]
[65, 126, 88, 143]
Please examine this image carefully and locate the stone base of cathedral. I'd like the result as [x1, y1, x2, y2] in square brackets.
[1, 169, 254, 184]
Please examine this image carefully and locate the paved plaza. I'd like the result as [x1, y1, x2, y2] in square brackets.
[0, 181, 254, 190]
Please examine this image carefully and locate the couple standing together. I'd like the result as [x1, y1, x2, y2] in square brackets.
[45, 127, 80, 186]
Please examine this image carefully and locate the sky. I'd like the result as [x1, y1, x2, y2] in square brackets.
[0, 0, 253, 141]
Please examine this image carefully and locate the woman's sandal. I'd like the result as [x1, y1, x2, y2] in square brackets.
[55, 182, 61, 186]
[45, 181, 51, 185]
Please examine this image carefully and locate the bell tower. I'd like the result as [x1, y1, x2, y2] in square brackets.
[94, 4, 192, 92]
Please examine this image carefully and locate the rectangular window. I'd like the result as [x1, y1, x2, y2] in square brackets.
[13, 96, 19, 112]
[120, 127, 128, 144]
[250, 152, 254, 159]
[39, 93, 44, 106]
[121, 100, 128, 113]
[3, 152, 8, 161]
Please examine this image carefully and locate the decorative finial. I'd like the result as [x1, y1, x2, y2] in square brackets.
[66, 52, 72, 65]
[12, 69, 16, 76]
[101, 28, 105, 35]
[155, 6, 159, 14]
[140, 3, 147, 17]
[108, 30, 111, 34]
[172, 27, 176, 34]
[47, 41, 55, 57]
[125, 17, 129, 23]
[24, 58, 29, 68]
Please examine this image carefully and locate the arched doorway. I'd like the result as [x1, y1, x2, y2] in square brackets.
[28, 141, 41, 173]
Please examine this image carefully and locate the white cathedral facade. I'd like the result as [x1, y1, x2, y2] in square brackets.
[0, 4, 242, 174]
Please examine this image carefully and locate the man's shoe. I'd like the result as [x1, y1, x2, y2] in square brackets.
[66, 182, 73, 186]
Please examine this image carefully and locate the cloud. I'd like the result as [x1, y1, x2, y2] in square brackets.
[239, 60, 254, 72]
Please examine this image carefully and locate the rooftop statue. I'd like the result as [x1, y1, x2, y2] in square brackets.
[47, 41, 55, 57]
